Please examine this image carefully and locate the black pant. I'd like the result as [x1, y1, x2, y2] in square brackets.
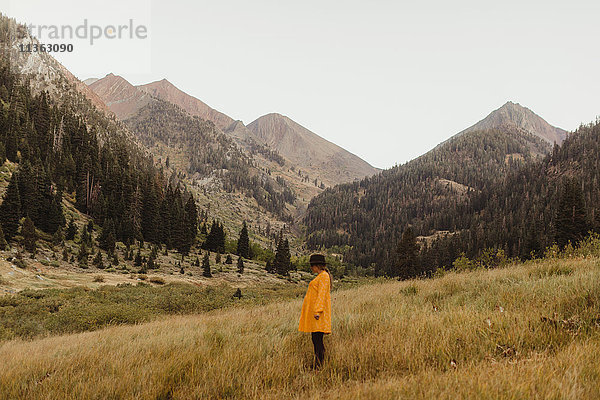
[311, 332, 325, 368]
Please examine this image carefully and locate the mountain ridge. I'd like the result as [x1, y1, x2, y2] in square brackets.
[88, 74, 380, 187]
[304, 102, 568, 272]
[247, 113, 380, 186]
[456, 101, 567, 145]
[137, 79, 235, 130]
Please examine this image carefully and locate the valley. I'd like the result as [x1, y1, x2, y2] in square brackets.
[1, 8, 600, 399]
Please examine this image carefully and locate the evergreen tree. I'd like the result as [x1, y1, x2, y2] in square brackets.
[237, 256, 244, 274]
[93, 252, 104, 269]
[52, 226, 64, 247]
[62, 247, 69, 261]
[182, 196, 198, 255]
[265, 259, 273, 273]
[202, 253, 212, 277]
[233, 288, 242, 299]
[395, 227, 419, 279]
[134, 249, 143, 267]
[225, 254, 233, 264]
[237, 221, 251, 259]
[203, 220, 226, 253]
[77, 242, 89, 267]
[555, 179, 589, 248]
[215, 252, 221, 264]
[65, 218, 77, 241]
[147, 256, 156, 270]
[0, 172, 21, 239]
[0, 224, 8, 250]
[98, 219, 116, 254]
[274, 233, 291, 275]
[21, 217, 37, 254]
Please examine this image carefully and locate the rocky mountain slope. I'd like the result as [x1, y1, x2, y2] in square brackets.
[138, 79, 234, 130]
[457, 101, 567, 145]
[88, 73, 153, 119]
[247, 113, 380, 186]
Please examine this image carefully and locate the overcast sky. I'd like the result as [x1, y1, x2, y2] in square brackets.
[3, 0, 600, 169]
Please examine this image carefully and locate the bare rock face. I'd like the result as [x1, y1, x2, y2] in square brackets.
[89, 73, 152, 119]
[90, 73, 380, 186]
[247, 113, 380, 186]
[458, 101, 567, 145]
[4, 22, 108, 113]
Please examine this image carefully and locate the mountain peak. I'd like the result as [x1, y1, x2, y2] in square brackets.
[136, 80, 234, 130]
[458, 101, 567, 145]
[247, 114, 379, 185]
[89, 74, 151, 119]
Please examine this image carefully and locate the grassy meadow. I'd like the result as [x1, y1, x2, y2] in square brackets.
[1, 252, 600, 399]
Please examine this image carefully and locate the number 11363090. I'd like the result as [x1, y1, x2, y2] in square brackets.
[19, 43, 74, 53]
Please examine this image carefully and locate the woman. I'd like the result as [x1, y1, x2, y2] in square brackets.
[298, 254, 332, 369]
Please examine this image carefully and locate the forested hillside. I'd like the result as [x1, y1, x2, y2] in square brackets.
[124, 99, 296, 218]
[306, 116, 600, 277]
[419, 119, 600, 270]
[0, 15, 199, 254]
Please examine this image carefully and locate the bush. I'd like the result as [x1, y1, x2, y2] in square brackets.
[149, 277, 165, 285]
[452, 253, 475, 272]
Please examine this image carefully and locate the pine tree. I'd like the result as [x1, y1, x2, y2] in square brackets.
[216, 222, 226, 253]
[395, 227, 419, 279]
[237, 221, 250, 259]
[215, 252, 221, 264]
[66, 218, 77, 241]
[147, 256, 156, 270]
[0, 172, 21, 239]
[265, 259, 273, 273]
[52, 226, 64, 247]
[182, 196, 198, 255]
[62, 247, 69, 261]
[203, 220, 226, 253]
[77, 242, 89, 268]
[98, 219, 116, 254]
[237, 256, 244, 274]
[233, 288, 242, 299]
[202, 253, 212, 277]
[134, 249, 143, 267]
[21, 217, 37, 254]
[93, 252, 104, 269]
[0, 224, 8, 250]
[555, 179, 589, 248]
[274, 233, 291, 275]
[225, 254, 233, 264]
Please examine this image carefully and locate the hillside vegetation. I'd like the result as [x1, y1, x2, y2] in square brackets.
[2, 243, 600, 399]
[306, 113, 600, 277]
[306, 125, 552, 271]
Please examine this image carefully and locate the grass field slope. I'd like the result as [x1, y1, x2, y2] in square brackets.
[2, 242, 600, 399]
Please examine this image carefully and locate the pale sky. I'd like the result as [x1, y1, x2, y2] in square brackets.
[3, 0, 600, 169]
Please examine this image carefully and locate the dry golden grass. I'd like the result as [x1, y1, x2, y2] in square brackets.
[1, 257, 599, 399]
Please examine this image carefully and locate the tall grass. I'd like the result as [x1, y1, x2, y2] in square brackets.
[1, 256, 599, 399]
